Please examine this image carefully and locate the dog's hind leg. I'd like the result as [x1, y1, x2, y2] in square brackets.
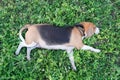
[26, 46, 37, 60]
[15, 42, 25, 55]
[15, 41, 37, 55]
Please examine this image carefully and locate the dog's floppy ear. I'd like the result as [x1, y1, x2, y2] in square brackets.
[75, 23, 85, 36]
[75, 24, 84, 29]
[86, 27, 94, 37]
[80, 22, 96, 38]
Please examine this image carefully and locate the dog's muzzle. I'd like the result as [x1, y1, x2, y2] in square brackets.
[95, 27, 100, 34]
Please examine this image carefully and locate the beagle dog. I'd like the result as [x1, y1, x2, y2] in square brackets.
[15, 22, 100, 70]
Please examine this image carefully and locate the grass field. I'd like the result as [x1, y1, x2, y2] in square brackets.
[0, 0, 120, 80]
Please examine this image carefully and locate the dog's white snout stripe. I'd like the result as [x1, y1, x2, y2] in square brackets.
[95, 27, 100, 34]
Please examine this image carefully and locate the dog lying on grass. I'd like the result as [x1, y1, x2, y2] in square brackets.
[15, 22, 100, 70]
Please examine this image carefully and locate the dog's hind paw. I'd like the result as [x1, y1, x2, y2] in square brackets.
[15, 51, 19, 55]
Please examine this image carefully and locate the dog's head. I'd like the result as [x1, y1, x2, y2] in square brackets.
[75, 22, 100, 38]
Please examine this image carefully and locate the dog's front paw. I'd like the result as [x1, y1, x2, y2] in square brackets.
[72, 66, 77, 71]
[26, 56, 31, 61]
[94, 49, 101, 53]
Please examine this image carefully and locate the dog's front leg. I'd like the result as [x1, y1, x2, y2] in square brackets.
[66, 47, 76, 70]
[81, 45, 101, 53]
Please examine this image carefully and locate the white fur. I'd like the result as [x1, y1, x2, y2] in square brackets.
[15, 42, 24, 55]
[81, 45, 100, 53]
[95, 27, 100, 34]
[19, 31, 25, 42]
[27, 47, 36, 60]
[82, 36, 85, 40]
[66, 48, 76, 70]
[24, 42, 37, 47]
[15, 42, 37, 55]
[84, 32, 87, 37]
[41, 45, 73, 50]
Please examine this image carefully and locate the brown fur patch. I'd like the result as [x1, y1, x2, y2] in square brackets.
[25, 26, 38, 44]
[68, 27, 84, 49]
[25, 25, 44, 45]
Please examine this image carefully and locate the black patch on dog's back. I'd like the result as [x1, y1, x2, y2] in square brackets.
[37, 25, 73, 45]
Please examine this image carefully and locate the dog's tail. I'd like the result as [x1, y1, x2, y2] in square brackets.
[19, 24, 30, 42]
[19, 24, 37, 47]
